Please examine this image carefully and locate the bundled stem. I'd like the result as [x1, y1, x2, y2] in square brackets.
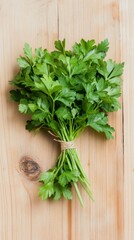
[38, 122, 93, 206]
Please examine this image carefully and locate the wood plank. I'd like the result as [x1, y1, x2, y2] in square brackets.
[58, 0, 124, 239]
[0, 1, 68, 239]
[119, 1, 134, 239]
[0, 0, 128, 239]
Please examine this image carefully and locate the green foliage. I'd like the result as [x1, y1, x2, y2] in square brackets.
[10, 39, 124, 205]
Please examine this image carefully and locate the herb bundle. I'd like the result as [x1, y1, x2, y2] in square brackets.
[10, 39, 124, 206]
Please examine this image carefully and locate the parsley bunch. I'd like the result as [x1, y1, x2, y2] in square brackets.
[10, 39, 124, 206]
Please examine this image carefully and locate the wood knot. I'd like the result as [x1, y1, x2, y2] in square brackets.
[19, 156, 41, 181]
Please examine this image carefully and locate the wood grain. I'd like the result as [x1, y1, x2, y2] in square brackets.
[119, 1, 134, 239]
[0, 1, 68, 240]
[59, 0, 123, 239]
[0, 0, 132, 239]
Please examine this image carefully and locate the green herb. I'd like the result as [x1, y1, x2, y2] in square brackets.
[10, 39, 124, 206]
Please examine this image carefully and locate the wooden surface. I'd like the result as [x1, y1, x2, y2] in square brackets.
[0, 0, 133, 239]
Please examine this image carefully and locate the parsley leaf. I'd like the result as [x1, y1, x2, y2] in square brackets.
[23, 43, 32, 60]
[10, 38, 124, 206]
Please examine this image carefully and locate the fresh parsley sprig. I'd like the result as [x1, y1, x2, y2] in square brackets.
[10, 39, 124, 206]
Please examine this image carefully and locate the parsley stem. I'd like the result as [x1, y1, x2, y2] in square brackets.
[73, 183, 84, 207]
[66, 153, 84, 207]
